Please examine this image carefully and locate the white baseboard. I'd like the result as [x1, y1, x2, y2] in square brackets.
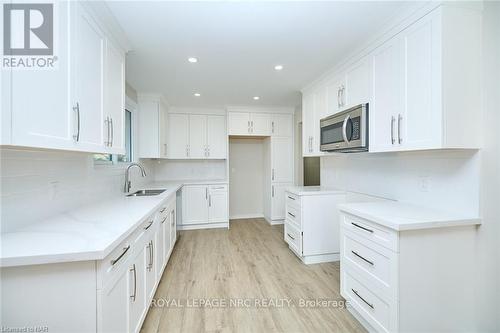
[264, 217, 284, 225]
[178, 222, 229, 231]
[229, 213, 264, 220]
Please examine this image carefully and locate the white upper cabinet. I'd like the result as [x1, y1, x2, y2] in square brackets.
[189, 114, 208, 159]
[250, 113, 272, 136]
[326, 75, 346, 116]
[344, 57, 372, 109]
[272, 114, 293, 137]
[167, 113, 227, 159]
[5, 2, 127, 154]
[9, 1, 72, 150]
[370, 5, 481, 152]
[207, 115, 227, 159]
[167, 113, 189, 159]
[303, 4, 481, 154]
[228, 112, 251, 135]
[138, 96, 168, 158]
[72, 3, 105, 151]
[371, 37, 404, 152]
[227, 111, 274, 136]
[104, 40, 126, 154]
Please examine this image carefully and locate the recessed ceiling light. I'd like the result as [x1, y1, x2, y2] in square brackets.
[188, 57, 198, 63]
[253, 96, 260, 100]
[194, 93, 201, 97]
[274, 65, 283, 71]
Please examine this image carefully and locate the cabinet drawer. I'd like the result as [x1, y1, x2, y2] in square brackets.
[285, 204, 301, 229]
[342, 269, 397, 333]
[284, 222, 302, 256]
[98, 214, 155, 287]
[341, 213, 398, 252]
[342, 230, 398, 300]
[285, 192, 300, 209]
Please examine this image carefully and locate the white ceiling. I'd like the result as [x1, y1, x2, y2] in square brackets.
[106, 1, 414, 108]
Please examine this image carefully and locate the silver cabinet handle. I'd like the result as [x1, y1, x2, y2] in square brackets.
[110, 117, 114, 147]
[272, 185, 275, 197]
[351, 222, 374, 233]
[73, 102, 80, 141]
[287, 233, 295, 240]
[272, 168, 275, 181]
[130, 264, 136, 301]
[111, 245, 130, 265]
[161, 216, 167, 224]
[342, 85, 346, 107]
[104, 117, 110, 146]
[342, 114, 351, 143]
[337, 87, 342, 108]
[351, 250, 374, 266]
[186, 145, 189, 157]
[205, 187, 208, 199]
[391, 116, 395, 144]
[144, 220, 154, 230]
[287, 196, 295, 200]
[151, 240, 154, 269]
[398, 114, 402, 144]
[146, 242, 151, 271]
[211, 186, 225, 190]
[272, 121, 275, 133]
[288, 212, 296, 218]
[209, 195, 212, 207]
[160, 207, 166, 213]
[352, 288, 374, 309]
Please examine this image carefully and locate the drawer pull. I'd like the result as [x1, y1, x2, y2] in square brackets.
[144, 220, 154, 230]
[287, 196, 296, 200]
[211, 186, 225, 190]
[160, 207, 166, 213]
[130, 264, 137, 301]
[351, 250, 374, 266]
[287, 233, 295, 240]
[352, 288, 374, 309]
[111, 245, 130, 266]
[161, 216, 167, 224]
[288, 212, 296, 218]
[351, 222, 373, 233]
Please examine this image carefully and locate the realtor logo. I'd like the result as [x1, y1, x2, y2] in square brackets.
[3, 3, 53, 55]
[2, 2, 57, 69]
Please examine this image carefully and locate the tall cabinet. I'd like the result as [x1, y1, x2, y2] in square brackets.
[227, 109, 295, 225]
[138, 95, 168, 159]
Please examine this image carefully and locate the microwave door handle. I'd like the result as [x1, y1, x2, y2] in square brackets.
[342, 115, 351, 143]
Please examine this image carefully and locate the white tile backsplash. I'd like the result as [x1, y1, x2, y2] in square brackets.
[320, 150, 480, 216]
[0, 148, 155, 232]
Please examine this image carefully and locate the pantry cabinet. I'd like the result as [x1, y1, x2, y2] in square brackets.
[180, 184, 229, 229]
[4, 1, 127, 154]
[272, 137, 294, 183]
[167, 113, 227, 159]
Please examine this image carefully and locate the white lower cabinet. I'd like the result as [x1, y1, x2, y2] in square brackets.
[128, 248, 146, 333]
[180, 184, 228, 229]
[283, 190, 345, 264]
[0, 194, 179, 333]
[271, 183, 291, 220]
[339, 211, 477, 332]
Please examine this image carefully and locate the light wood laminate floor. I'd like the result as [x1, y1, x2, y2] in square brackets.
[140, 218, 366, 333]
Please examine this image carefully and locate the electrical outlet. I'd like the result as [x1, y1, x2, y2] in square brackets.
[49, 181, 59, 200]
[418, 176, 430, 192]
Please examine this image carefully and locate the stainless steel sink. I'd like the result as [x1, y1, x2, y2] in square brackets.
[126, 189, 166, 197]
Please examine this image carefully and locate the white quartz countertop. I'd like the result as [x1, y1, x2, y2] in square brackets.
[0, 179, 227, 268]
[338, 201, 481, 231]
[286, 186, 345, 196]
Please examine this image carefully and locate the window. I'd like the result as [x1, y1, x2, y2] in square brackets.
[93, 109, 133, 164]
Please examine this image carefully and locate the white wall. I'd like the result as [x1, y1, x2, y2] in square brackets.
[0, 148, 155, 233]
[321, 150, 480, 216]
[153, 159, 226, 181]
[228, 138, 264, 219]
[476, 2, 500, 330]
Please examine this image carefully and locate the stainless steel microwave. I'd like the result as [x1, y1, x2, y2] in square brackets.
[320, 103, 368, 153]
